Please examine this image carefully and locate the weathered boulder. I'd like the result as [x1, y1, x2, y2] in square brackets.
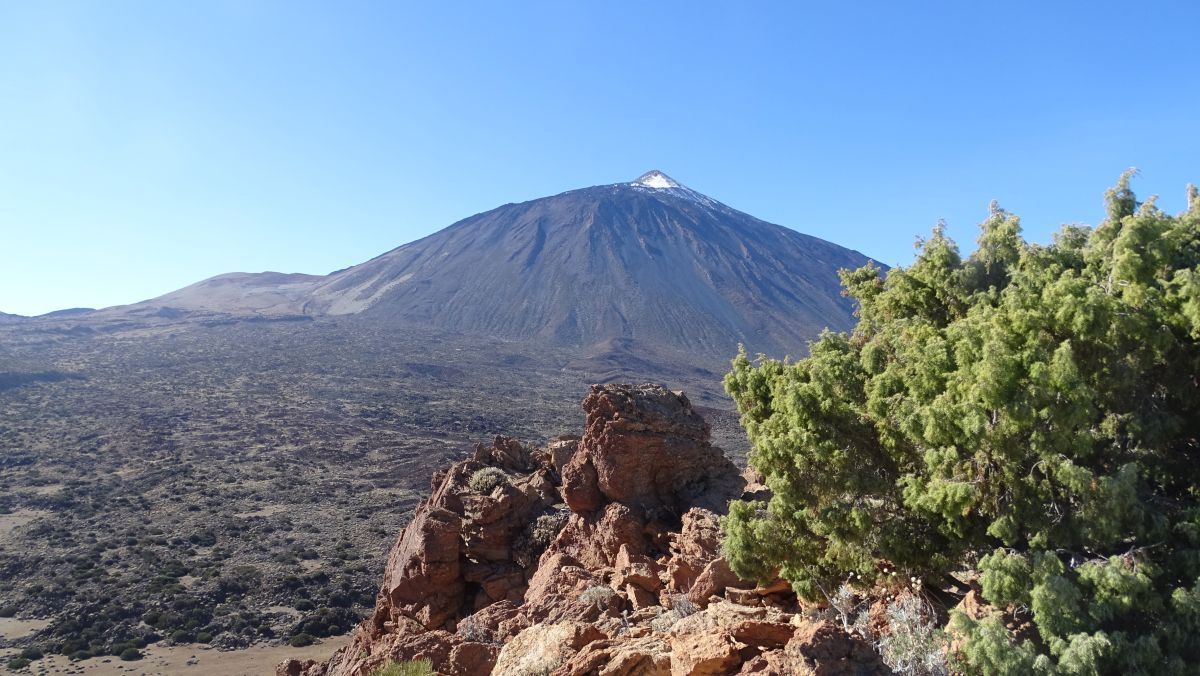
[613, 543, 663, 593]
[784, 620, 889, 675]
[669, 628, 743, 676]
[546, 502, 649, 570]
[737, 653, 791, 675]
[562, 452, 604, 513]
[380, 505, 464, 631]
[548, 436, 581, 474]
[446, 641, 500, 676]
[373, 436, 559, 634]
[492, 622, 606, 676]
[455, 600, 521, 644]
[552, 636, 672, 676]
[572, 384, 743, 514]
[689, 557, 744, 607]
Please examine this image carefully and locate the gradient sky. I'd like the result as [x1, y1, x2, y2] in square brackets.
[2, 1, 1197, 316]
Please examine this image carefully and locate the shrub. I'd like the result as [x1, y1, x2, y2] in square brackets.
[650, 608, 682, 632]
[579, 585, 616, 610]
[513, 510, 568, 567]
[18, 648, 42, 660]
[289, 632, 314, 647]
[467, 467, 508, 494]
[456, 616, 492, 644]
[722, 174, 1200, 672]
[667, 592, 698, 619]
[0, 605, 16, 617]
[877, 595, 949, 676]
[6, 657, 30, 670]
[119, 647, 143, 661]
[369, 659, 434, 676]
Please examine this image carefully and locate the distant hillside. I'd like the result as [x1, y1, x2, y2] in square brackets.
[80, 171, 878, 361]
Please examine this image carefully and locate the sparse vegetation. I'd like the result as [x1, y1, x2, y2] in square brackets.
[369, 658, 434, 676]
[467, 467, 509, 494]
[580, 584, 617, 611]
[0, 321, 742, 654]
[650, 591, 699, 632]
[513, 509, 569, 567]
[119, 646, 144, 661]
[878, 595, 949, 676]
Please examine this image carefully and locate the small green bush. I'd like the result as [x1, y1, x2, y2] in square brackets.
[119, 647, 143, 661]
[6, 657, 31, 670]
[18, 647, 42, 660]
[467, 467, 508, 494]
[289, 632, 314, 647]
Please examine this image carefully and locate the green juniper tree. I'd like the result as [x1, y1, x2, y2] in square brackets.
[722, 172, 1200, 674]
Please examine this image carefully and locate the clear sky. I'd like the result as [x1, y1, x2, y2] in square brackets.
[2, 1, 1197, 316]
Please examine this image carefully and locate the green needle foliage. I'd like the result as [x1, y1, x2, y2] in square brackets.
[722, 172, 1200, 674]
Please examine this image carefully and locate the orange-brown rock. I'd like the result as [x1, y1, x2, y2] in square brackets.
[525, 553, 600, 603]
[729, 620, 796, 649]
[737, 653, 790, 675]
[955, 588, 989, 621]
[446, 642, 500, 676]
[552, 636, 672, 676]
[548, 503, 649, 570]
[670, 628, 743, 676]
[277, 659, 318, 676]
[667, 508, 725, 595]
[784, 620, 888, 675]
[562, 452, 604, 513]
[292, 384, 779, 676]
[455, 601, 520, 643]
[625, 583, 659, 610]
[575, 384, 742, 513]
[492, 622, 606, 676]
[689, 557, 746, 607]
[380, 505, 464, 631]
[547, 437, 581, 474]
[613, 543, 664, 593]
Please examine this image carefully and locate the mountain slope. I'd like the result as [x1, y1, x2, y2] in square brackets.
[303, 171, 875, 358]
[84, 171, 878, 360]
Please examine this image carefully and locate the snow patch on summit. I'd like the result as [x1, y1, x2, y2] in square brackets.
[629, 170, 721, 209]
[633, 170, 680, 189]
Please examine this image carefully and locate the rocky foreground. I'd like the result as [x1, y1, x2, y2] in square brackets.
[280, 384, 893, 676]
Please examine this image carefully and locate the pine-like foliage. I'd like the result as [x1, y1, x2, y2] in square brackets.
[722, 172, 1200, 674]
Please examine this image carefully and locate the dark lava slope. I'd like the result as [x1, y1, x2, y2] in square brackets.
[305, 171, 877, 359]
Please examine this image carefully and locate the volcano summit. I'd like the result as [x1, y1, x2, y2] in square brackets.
[85, 171, 878, 361]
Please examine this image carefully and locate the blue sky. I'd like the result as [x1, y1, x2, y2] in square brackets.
[2, 1, 1197, 316]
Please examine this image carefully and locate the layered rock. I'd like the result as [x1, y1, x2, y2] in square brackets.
[281, 384, 890, 676]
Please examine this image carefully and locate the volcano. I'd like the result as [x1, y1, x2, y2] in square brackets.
[97, 171, 879, 360]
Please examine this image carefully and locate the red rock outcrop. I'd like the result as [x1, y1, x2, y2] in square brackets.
[280, 384, 892, 676]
